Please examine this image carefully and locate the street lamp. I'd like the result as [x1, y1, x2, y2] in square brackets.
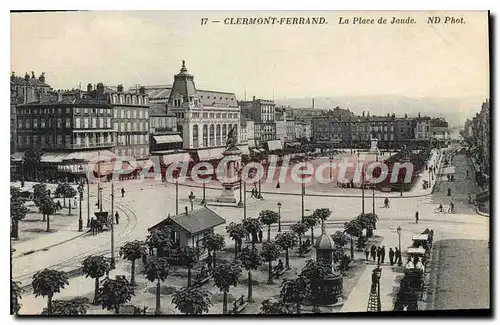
[20, 160, 25, 187]
[99, 186, 103, 213]
[237, 168, 243, 208]
[358, 152, 365, 214]
[175, 176, 179, 215]
[188, 191, 196, 211]
[372, 185, 375, 215]
[329, 153, 334, 183]
[78, 165, 84, 232]
[397, 226, 402, 266]
[277, 202, 282, 232]
[299, 159, 311, 222]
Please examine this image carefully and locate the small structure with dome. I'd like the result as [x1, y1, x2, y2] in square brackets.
[314, 224, 344, 306]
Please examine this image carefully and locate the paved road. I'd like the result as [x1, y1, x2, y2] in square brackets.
[13, 145, 489, 313]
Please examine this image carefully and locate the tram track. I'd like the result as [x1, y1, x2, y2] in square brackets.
[16, 197, 139, 293]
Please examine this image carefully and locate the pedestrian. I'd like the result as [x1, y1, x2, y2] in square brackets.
[370, 245, 376, 262]
[115, 211, 120, 225]
[121, 188, 125, 198]
[400, 189, 403, 197]
[364, 248, 369, 261]
[381, 246, 386, 264]
[376, 247, 381, 265]
[73, 198, 77, 207]
[415, 211, 419, 224]
[395, 247, 401, 265]
[258, 230, 263, 243]
[447, 187, 451, 196]
[91, 217, 97, 236]
[389, 248, 395, 266]
[468, 194, 472, 204]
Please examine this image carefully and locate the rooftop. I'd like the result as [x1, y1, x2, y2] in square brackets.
[148, 206, 226, 235]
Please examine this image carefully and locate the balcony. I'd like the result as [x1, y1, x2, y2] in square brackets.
[72, 142, 115, 149]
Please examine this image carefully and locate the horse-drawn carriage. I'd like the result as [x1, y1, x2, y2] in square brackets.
[94, 212, 111, 232]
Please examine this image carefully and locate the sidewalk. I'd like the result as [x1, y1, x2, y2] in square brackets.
[340, 227, 416, 312]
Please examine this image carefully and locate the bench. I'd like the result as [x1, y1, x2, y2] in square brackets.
[230, 295, 248, 315]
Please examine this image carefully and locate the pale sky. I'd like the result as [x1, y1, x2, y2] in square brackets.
[11, 11, 489, 100]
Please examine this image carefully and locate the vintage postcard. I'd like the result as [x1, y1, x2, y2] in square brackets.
[9, 10, 490, 316]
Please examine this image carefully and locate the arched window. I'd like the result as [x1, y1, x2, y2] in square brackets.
[132, 96, 137, 105]
[138, 96, 143, 105]
[112, 95, 118, 104]
[193, 125, 199, 148]
[144, 97, 149, 105]
[203, 125, 208, 147]
[216, 124, 221, 146]
[222, 124, 227, 145]
[209, 125, 215, 146]
[119, 95, 124, 104]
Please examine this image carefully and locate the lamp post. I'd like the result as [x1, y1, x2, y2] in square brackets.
[110, 174, 115, 266]
[300, 159, 311, 222]
[358, 152, 365, 214]
[175, 176, 179, 215]
[397, 226, 402, 266]
[86, 176, 90, 228]
[277, 202, 282, 232]
[237, 169, 243, 208]
[372, 185, 375, 215]
[99, 186, 103, 213]
[243, 169, 247, 220]
[329, 153, 333, 183]
[188, 191, 196, 211]
[20, 160, 25, 187]
[78, 165, 84, 232]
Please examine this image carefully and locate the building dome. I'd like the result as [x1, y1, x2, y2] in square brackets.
[315, 233, 335, 250]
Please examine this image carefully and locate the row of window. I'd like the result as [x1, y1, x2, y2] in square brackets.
[117, 134, 149, 146]
[114, 107, 149, 119]
[110, 94, 149, 106]
[75, 107, 112, 116]
[75, 117, 112, 129]
[17, 134, 113, 147]
[192, 124, 237, 147]
[116, 146, 149, 158]
[190, 112, 239, 119]
[18, 117, 74, 129]
[115, 121, 149, 132]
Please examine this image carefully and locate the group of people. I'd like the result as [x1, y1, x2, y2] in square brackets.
[436, 201, 455, 213]
[365, 245, 402, 266]
[405, 256, 425, 272]
[250, 184, 262, 199]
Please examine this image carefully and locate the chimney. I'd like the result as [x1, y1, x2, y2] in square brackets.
[31, 71, 36, 79]
[253, 96, 255, 101]
[185, 206, 189, 215]
[312, 98, 315, 109]
[117, 84, 124, 93]
[38, 72, 46, 83]
[24, 72, 30, 81]
[11, 72, 15, 82]
[139, 86, 145, 95]
[87, 83, 93, 92]
[97, 83, 104, 95]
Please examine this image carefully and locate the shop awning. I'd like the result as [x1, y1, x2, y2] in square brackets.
[41, 153, 70, 163]
[11, 152, 25, 162]
[162, 152, 191, 165]
[154, 135, 183, 144]
[62, 150, 115, 162]
[197, 148, 225, 161]
[267, 140, 283, 151]
[237, 145, 250, 155]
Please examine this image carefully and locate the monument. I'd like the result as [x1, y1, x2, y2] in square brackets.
[369, 135, 379, 154]
[216, 127, 242, 204]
